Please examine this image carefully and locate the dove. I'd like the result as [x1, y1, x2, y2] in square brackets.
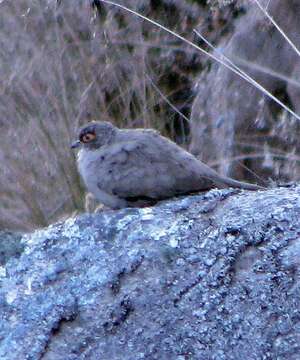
[71, 121, 263, 209]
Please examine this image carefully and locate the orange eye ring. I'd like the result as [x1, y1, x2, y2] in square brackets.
[81, 132, 96, 143]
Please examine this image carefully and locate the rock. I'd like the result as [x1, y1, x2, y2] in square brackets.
[0, 231, 24, 266]
[190, 0, 300, 183]
[1, 185, 300, 359]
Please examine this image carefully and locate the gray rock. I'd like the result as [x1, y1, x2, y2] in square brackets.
[1, 186, 300, 359]
[0, 231, 24, 266]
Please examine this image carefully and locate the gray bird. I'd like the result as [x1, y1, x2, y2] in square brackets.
[71, 121, 263, 209]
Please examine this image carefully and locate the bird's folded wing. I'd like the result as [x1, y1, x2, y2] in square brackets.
[97, 139, 216, 199]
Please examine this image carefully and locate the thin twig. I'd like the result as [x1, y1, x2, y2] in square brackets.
[193, 28, 300, 119]
[253, 0, 300, 58]
[194, 29, 300, 89]
[98, 0, 300, 122]
[231, 56, 300, 89]
[145, 74, 190, 123]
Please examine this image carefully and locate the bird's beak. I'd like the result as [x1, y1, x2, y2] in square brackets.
[71, 140, 81, 149]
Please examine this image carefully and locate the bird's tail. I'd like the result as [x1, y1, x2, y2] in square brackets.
[213, 176, 265, 191]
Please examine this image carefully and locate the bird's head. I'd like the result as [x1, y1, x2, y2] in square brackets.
[71, 121, 117, 150]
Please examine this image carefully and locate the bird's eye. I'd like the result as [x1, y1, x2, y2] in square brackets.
[81, 132, 96, 143]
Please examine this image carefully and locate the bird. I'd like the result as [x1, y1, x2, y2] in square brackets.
[71, 121, 264, 209]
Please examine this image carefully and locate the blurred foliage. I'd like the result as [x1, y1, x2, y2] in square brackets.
[1, 0, 242, 230]
[190, 0, 300, 185]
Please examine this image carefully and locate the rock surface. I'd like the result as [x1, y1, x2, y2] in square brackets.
[1, 186, 300, 359]
[0, 231, 23, 266]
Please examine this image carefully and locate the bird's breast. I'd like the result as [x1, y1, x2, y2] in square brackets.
[77, 149, 103, 192]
